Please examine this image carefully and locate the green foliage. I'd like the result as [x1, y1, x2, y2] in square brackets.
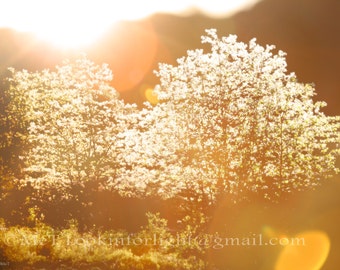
[0, 221, 54, 264]
[0, 214, 208, 269]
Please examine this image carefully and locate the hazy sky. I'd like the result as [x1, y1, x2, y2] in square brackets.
[0, 0, 261, 47]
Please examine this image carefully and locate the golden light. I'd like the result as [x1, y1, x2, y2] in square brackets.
[0, 0, 159, 49]
[0, 0, 262, 49]
[275, 230, 330, 270]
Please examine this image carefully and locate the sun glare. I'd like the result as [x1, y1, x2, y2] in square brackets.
[0, 0, 261, 49]
[0, 0, 159, 49]
[275, 230, 330, 270]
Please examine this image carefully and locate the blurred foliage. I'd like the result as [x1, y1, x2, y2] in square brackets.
[0, 214, 208, 269]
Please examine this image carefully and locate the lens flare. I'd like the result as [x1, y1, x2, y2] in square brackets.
[144, 88, 159, 105]
[105, 22, 158, 92]
[275, 230, 330, 270]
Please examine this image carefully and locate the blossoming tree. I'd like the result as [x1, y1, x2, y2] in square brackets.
[8, 57, 137, 195]
[147, 29, 339, 203]
[5, 30, 339, 208]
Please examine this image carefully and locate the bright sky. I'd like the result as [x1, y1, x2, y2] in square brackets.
[0, 0, 260, 48]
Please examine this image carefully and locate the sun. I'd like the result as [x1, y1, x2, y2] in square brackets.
[33, 19, 111, 49]
[0, 0, 261, 49]
[0, 0, 159, 49]
[33, 1, 161, 49]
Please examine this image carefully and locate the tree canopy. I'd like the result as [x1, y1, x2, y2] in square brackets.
[2, 29, 339, 204]
[5, 58, 137, 195]
[149, 29, 340, 201]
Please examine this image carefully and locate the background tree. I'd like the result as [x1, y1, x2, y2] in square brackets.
[8, 57, 136, 191]
[3, 57, 142, 228]
[148, 29, 339, 205]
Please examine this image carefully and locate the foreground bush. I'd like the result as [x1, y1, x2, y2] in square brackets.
[0, 214, 208, 269]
